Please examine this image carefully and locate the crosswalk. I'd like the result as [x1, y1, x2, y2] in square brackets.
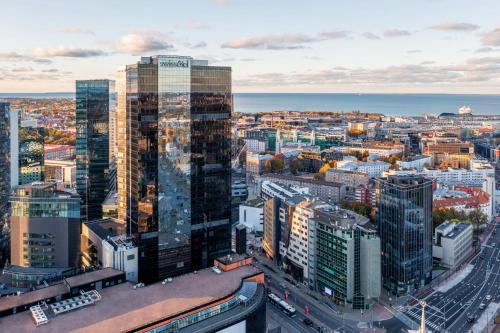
[403, 308, 444, 332]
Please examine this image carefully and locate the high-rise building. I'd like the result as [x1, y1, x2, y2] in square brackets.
[376, 175, 433, 295]
[76, 79, 115, 222]
[10, 112, 45, 186]
[314, 210, 380, 309]
[118, 55, 232, 283]
[9, 182, 80, 269]
[0, 101, 11, 224]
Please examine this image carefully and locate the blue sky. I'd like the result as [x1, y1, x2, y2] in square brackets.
[1, 0, 500, 93]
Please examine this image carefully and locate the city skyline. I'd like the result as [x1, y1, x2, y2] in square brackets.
[1, 0, 500, 94]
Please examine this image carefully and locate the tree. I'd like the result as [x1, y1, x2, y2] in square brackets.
[290, 158, 302, 175]
[469, 208, 488, 228]
[432, 208, 468, 229]
[264, 156, 284, 173]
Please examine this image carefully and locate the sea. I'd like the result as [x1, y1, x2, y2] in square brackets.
[1, 92, 500, 117]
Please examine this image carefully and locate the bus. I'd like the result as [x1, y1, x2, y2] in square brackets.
[268, 293, 297, 317]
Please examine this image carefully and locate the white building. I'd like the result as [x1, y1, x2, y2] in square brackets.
[239, 199, 264, 233]
[337, 161, 391, 178]
[433, 221, 473, 267]
[102, 235, 138, 283]
[244, 138, 267, 153]
[9, 109, 20, 188]
[261, 180, 309, 200]
[398, 155, 432, 171]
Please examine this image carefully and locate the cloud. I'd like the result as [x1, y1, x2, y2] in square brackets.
[191, 41, 207, 49]
[213, 0, 230, 5]
[482, 27, 500, 46]
[117, 33, 174, 54]
[362, 32, 380, 40]
[188, 20, 209, 30]
[222, 31, 350, 50]
[318, 30, 351, 39]
[476, 47, 500, 53]
[31, 47, 107, 58]
[0, 52, 25, 60]
[10, 66, 34, 73]
[406, 50, 422, 54]
[383, 29, 411, 37]
[41, 69, 59, 73]
[57, 27, 96, 35]
[235, 56, 500, 88]
[32, 58, 53, 64]
[430, 22, 479, 32]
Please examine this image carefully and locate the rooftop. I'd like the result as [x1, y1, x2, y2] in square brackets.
[0, 265, 261, 333]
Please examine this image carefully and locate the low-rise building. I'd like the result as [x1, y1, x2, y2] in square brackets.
[246, 152, 273, 175]
[239, 198, 264, 233]
[398, 155, 432, 171]
[0, 263, 267, 333]
[433, 221, 473, 267]
[337, 161, 391, 178]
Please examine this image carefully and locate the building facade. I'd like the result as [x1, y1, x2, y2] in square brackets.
[433, 221, 473, 267]
[9, 182, 80, 269]
[76, 79, 114, 222]
[0, 101, 10, 225]
[315, 218, 380, 309]
[377, 175, 433, 295]
[118, 55, 232, 283]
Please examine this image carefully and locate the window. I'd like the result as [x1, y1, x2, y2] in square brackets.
[127, 254, 135, 261]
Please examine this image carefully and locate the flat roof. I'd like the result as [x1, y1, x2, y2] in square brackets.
[0, 283, 68, 313]
[64, 268, 123, 289]
[1, 265, 260, 333]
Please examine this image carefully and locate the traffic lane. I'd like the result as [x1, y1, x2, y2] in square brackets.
[267, 302, 315, 333]
[405, 239, 495, 328]
[455, 250, 500, 331]
[261, 266, 357, 333]
[449, 248, 500, 330]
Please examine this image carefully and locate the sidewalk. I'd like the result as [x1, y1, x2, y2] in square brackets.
[255, 253, 393, 330]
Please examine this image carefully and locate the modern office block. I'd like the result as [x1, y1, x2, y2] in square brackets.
[118, 55, 232, 283]
[9, 182, 80, 269]
[18, 125, 45, 185]
[0, 101, 11, 224]
[376, 175, 433, 295]
[76, 79, 115, 222]
[235, 224, 247, 255]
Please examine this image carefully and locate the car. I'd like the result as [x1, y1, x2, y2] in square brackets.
[303, 318, 313, 326]
[467, 314, 477, 323]
[479, 303, 486, 310]
[486, 295, 492, 302]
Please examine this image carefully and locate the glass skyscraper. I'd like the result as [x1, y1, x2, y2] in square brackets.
[76, 80, 115, 222]
[0, 101, 10, 227]
[118, 55, 232, 283]
[376, 175, 433, 295]
[18, 125, 45, 185]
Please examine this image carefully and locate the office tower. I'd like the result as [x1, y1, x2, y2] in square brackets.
[76, 80, 115, 222]
[315, 212, 380, 309]
[116, 68, 127, 223]
[10, 182, 80, 269]
[119, 55, 232, 283]
[0, 101, 10, 224]
[376, 175, 433, 295]
[19, 124, 45, 185]
[235, 224, 247, 255]
[10, 112, 45, 186]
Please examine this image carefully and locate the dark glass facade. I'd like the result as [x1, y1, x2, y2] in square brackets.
[76, 80, 114, 222]
[0, 102, 9, 226]
[122, 56, 232, 283]
[19, 126, 44, 185]
[376, 175, 433, 295]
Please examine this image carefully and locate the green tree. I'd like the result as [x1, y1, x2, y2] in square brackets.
[290, 158, 302, 175]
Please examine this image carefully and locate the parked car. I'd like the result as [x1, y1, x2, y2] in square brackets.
[303, 318, 313, 326]
[479, 303, 486, 310]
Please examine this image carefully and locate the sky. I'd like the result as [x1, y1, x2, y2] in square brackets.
[1, 0, 500, 94]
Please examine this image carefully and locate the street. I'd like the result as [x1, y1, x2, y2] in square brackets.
[401, 222, 500, 332]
